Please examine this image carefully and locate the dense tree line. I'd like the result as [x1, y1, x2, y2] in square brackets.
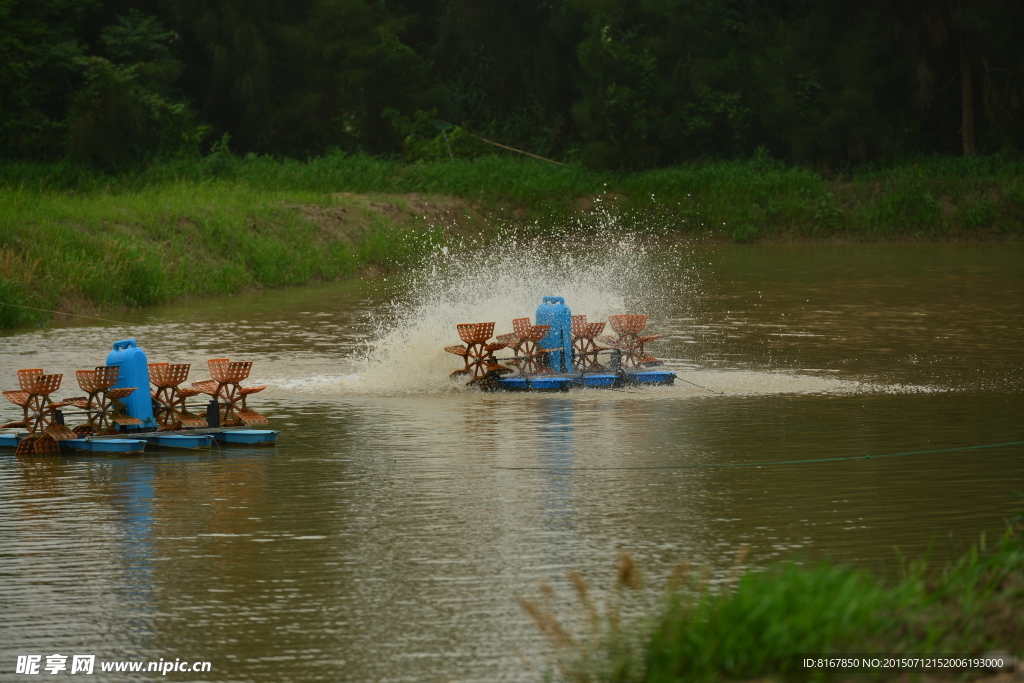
[2, 0, 1023, 169]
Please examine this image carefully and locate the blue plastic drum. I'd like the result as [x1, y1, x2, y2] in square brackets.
[106, 339, 156, 430]
[536, 296, 574, 373]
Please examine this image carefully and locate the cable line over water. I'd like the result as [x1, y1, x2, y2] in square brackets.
[492, 440, 1024, 471]
[0, 301, 136, 326]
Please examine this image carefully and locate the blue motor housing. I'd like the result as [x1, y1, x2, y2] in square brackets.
[106, 339, 156, 430]
[536, 296, 574, 373]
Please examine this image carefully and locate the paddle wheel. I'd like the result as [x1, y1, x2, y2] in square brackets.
[1, 369, 78, 455]
[471, 355, 514, 390]
[66, 366, 143, 435]
[444, 322, 507, 380]
[496, 318, 553, 375]
[571, 315, 612, 372]
[192, 359, 268, 427]
[149, 363, 208, 430]
[598, 314, 662, 369]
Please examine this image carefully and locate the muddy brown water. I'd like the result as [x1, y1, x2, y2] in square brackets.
[1, 243, 1022, 682]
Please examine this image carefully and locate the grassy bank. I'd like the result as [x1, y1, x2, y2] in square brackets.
[521, 522, 1024, 682]
[5, 151, 1024, 240]
[1, 152, 1023, 327]
[0, 182, 447, 328]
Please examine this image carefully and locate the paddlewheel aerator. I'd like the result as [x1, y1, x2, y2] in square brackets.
[192, 359, 268, 427]
[149, 363, 208, 430]
[598, 314, 662, 369]
[442, 298, 675, 391]
[0, 339, 278, 457]
[444, 322, 508, 381]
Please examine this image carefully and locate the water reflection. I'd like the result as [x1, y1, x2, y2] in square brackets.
[536, 400, 577, 567]
[115, 463, 155, 639]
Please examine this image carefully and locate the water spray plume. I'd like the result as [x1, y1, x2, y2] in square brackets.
[343, 224, 695, 396]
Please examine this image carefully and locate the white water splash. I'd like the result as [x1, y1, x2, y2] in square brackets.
[340, 227, 696, 395]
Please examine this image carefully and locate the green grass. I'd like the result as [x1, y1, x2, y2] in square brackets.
[643, 563, 899, 682]
[522, 523, 1024, 683]
[1, 151, 1022, 327]
[8, 151, 1022, 239]
[0, 181, 435, 327]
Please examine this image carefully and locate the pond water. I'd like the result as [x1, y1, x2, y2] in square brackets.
[1, 241, 1022, 682]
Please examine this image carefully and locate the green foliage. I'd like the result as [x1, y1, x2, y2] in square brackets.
[430, 0, 584, 159]
[899, 531, 1024, 654]
[353, 217, 434, 269]
[67, 57, 192, 167]
[646, 564, 897, 682]
[569, 0, 763, 168]
[0, 171, 447, 328]
[528, 528, 1024, 683]
[66, 10, 197, 168]
[383, 109, 491, 161]
[865, 178, 942, 236]
[0, 0, 89, 158]
[0, 270, 47, 328]
[957, 198, 996, 233]
[812, 192, 843, 234]
[5, 0, 1024, 166]
[573, 20, 663, 168]
[270, 0, 439, 155]
[99, 9, 175, 64]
